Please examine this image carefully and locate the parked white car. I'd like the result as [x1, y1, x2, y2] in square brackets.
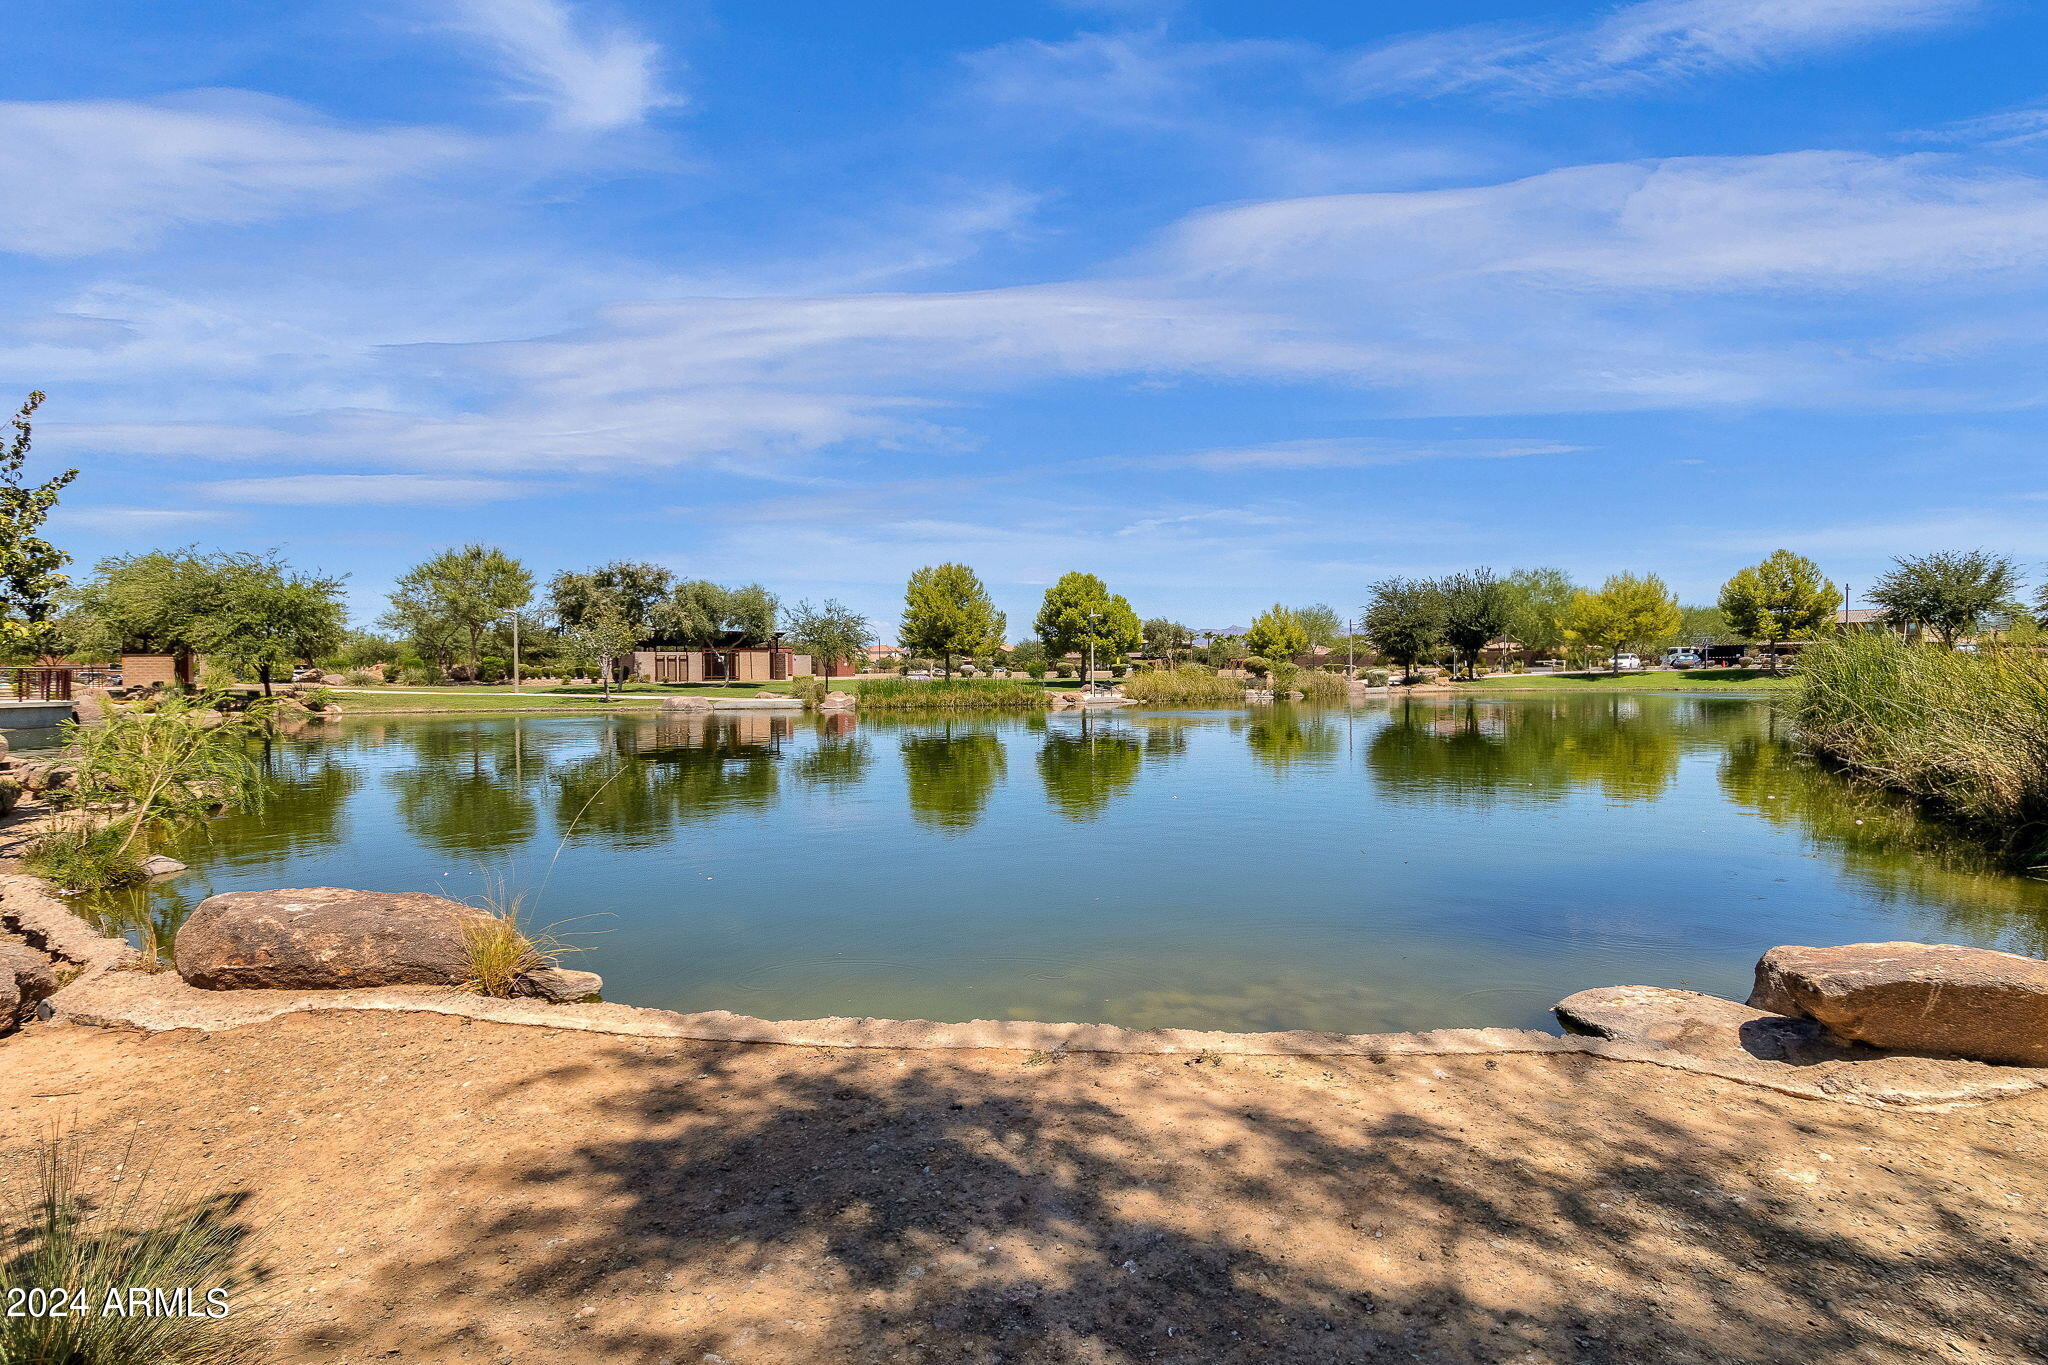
[1612, 653, 1643, 670]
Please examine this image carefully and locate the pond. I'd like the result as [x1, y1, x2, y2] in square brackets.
[87, 694, 2048, 1035]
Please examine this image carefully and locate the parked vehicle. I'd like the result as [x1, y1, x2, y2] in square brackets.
[1661, 648, 1703, 669]
[1612, 653, 1643, 671]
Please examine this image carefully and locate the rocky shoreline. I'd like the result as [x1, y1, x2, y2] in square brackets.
[7, 873, 2048, 1113]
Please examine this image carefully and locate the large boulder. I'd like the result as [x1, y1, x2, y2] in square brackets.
[659, 696, 711, 713]
[175, 888, 498, 991]
[1749, 942, 2048, 1066]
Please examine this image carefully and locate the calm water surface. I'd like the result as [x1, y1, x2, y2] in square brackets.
[94, 695, 2048, 1034]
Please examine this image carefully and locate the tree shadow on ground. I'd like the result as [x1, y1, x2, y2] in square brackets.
[304, 1045, 2048, 1364]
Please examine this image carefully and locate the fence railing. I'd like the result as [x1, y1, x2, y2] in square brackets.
[10, 665, 119, 701]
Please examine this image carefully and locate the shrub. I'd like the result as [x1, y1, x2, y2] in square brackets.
[342, 668, 377, 686]
[23, 824, 147, 893]
[1295, 669, 1347, 702]
[0, 776, 20, 816]
[788, 675, 826, 706]
[854, 678, 1047, 710]
[1053, 662, 1076, 679]
[460, 895, 577, 998]
[1793, 632, 2048, 862]
[64, 697, 265, 857]
[1360, 668, 1392, 687]
[1121, 664, 1245, 705]
[0, 1132, 274, 1365]
[398, 663, 443, 686]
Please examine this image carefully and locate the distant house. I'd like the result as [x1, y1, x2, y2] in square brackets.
[631, 631, 812, 684]
[866, 645, 906, 662]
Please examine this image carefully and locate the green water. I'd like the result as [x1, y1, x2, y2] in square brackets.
[91, 694, 2048, 1034]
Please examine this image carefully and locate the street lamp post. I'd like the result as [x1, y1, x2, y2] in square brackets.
[501, 610, 522, 694]
[1085, 610, 1102, 690]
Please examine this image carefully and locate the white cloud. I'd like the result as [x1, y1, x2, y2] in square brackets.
[54, 507, 235, 535]
[1347, 0, 1977, 101]
[197, 474, 533, 505]
[48, 147, 2048, 478]
[440, 0, 673, 131]
[1130, 437, 1583, 472]
[0, 91, 468, 257]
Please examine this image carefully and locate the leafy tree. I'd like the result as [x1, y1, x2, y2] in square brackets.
[386, 545, 532, 673]
[1363, 577, 1445, 680]
[1198, 634, 1247, 669]
[901, 564, 1003, 678]
[66, 548, 343, 692]
[64, 549, 222, 662]
[1567, 572, 1683, 672]
[1439, 568, 1512, 678]
[1292, 603, 1343, 648]
[1868, 550, 2023, 648]
[1677, 604, 1736, 644]
[199, 552, 348, 695]
[1005, 639, 1049, 677]
[1717, 549, 1842, 650]
[1501, 567, 1577, 660]
[0, 392, 78, 657]
[559, 593, 641, 701]
[1034, 572, 1139, 680]
[553, 562, 673, 637]
[784, 598, 872, 677]
[1244, 604, 1309, 667]
[1141, 617, 1193, 665]
[656, 579, 779, 648]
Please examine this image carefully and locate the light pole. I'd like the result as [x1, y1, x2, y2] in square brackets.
[501, 610, 522, 693]
[1086, 610, 1102, 691]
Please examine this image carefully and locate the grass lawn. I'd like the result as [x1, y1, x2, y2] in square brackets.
[1453, 668, 1793, 693]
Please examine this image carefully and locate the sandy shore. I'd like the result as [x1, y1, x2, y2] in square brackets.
[4, 1008, 2045, 1364]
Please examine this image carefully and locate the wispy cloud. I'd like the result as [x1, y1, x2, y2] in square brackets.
[55, 506, 236, 534]
[1346, 0, 1977, 102]
[1129, 437, 1583, 472]
[1909, 102, 2048, 148]
[0, 91, 467, 256]
[197, 474, 533, 505]
[440, 0, 673, 131]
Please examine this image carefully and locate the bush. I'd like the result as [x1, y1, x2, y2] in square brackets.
[1295, 669, 1347, 702]
[855, 678, 1047, 710]
[1121, 664, 1245, 705]
[1053, 662, 1076, 679]
[0, 1132, 274, 1365]
[0, 776, 20, 816]
[398, 663, 443, 686]
[788, 675, 826, 706]
[23, 824, 147, 893]
[1793, 632, 2048, 861]
[476, 655, 508, 684]
[1360, 668, 1392, 687]
[342, 668, 377, 686]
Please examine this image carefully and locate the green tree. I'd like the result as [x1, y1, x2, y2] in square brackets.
[1293, 603, 1343, 648]
[386, 545, 532, 673]
[1717, 549, 1842, 651]
[64, 549, 222, 663]
[783, 598, 873, 677]
[1501, 567, 1577, 660]
[0, 392, 78, 657]
[1363, 577, 1445, 680]
[1141, 617, 1193, 666]
[199, 552, 348, 695]
[1244, 604, 1309, 668]
[559, 593, 641, 701]
[1033, 572, 1139, 680]
[1567, 572, 1683, 672]
[1439, 568, 1512, 678]
[1868, 550, 2023, 648]
[553, 562, 673, 637]
[1677, 604, 1736, 644]
[659, 580, 778, 645]
[899, 563, 1002, 678]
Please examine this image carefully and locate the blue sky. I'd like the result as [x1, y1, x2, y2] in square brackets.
[9, 0, 2048, 636]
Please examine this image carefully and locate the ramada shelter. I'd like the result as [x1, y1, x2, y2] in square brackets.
[629, 631, 858, 684]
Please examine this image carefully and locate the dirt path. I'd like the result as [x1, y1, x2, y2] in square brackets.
[3, 1011, 2044, 1364]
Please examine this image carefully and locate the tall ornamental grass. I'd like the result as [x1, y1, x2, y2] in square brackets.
[0, 1133, 274, 1365]
[1119, 665, 1246, 705]
[1792, 632, 2048, 862]
[854, 678, 1048, 710]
